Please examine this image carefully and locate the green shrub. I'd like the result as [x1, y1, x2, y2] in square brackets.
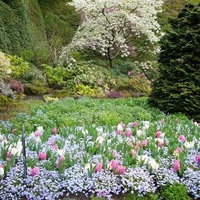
[0, 51, 11, 81]
[24, 84, 49, 96]
[112, 73, 151, 96]
[8, 55, 46, 85]
[124, 192, 159, 200]
[160, 183, 191, 200]
[149, 4, 200, 121]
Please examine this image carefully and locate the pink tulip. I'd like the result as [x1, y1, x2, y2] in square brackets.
[132, 121, 138, 127]
[117, 165, 126, 175]
[127, 141, 132, 146]
[112, 150, 117, 157]
[176, 147, 182, 152]
[39, 152, 47, 160]
[156, 131, 162, 138]
[173, 159, 180, 172]
[51, 139, 55, 145]
[95, 162, 102, 172]
[125, 130, 132, 137]
[57, 156, 65, 167]
[196, 155, 200, 165]
[35, 131, 42, 137]
[131, 149, 137, 157]
[110, 160, 119, 170]
[31, 166, 39, 176]
[178, 135, 186, 142]
[11, 128, 17, 134]
[158, 141, 164, 147]
[52, 144, 58, 150]
[142, 139, 148, 147]
[6, 150, 12, 158]
[52, 127, 57, 134]
[116, 129, 122, 135]
[135, 145, 140, 150]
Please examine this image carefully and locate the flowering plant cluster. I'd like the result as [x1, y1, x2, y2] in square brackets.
[0, 116, 200, 199]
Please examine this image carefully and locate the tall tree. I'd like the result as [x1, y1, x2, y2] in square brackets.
[149, 3, 200, 121]
[60, 0, 163, 68]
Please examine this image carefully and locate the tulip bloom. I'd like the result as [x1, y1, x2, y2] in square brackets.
[39, 152, 47, 160]
[95, 162, 102, 172]
[110, 160, 119, 170]
[31, 166, 39, 176]
[52, 127, 57, 134]
[173, 159, 180, 172]
[117, 165, 126, 175]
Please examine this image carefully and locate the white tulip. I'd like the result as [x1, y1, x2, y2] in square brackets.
[149, 159, 159, 170]
[184, 141, 195, 149]
[0, 167, 4, 176]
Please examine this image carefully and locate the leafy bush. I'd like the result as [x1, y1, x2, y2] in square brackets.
[111, 73, 151, 96]
[8, 79, 24, 94]
[0, 51, 11, 81]
[124, 192, 159, 200]
[8, 55, 45, 85]
[106, 90, 124, 98]
[0, 81, 14, 97]
[149, 4, 200, 121]
[160, 183, 191, 200]
[75, 84, 96, 97]
[24, 84, 49, 96]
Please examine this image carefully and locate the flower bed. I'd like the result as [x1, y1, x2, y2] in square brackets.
[0, 118, 200, 200]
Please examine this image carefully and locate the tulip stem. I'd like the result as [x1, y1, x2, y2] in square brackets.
[22, 120, 27, 179]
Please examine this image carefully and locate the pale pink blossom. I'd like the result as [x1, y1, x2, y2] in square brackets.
[127, 141, 132, 146]
[132, 121, 138, 127]
[51, 139, 55, 145]
[173, 159, 180, 172]
[31, 166, 39, 176]
[57, 156, 65, 167]
[110, 159, 119, 170]
[112, 150, 117, 157]
[95, 162, 102, 172]
[196, 155, 200, 165]
[142, 139, 148, 147]
[52, 144, 58, 150]
[35, 131, 42, 137]
[158, 141, 164, 147]
[117, 165, 126, 175]
[39, 152, 47, 160]
[131, 149, 137, 157]
[52, 127, 57, 134]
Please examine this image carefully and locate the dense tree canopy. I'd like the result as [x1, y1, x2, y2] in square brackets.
[148, 3, 200, 120]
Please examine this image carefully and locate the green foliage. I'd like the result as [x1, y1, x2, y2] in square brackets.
[160, 183, 191, 200]
[8, 55, 45, 85]
[149, 3, 200, 121]
[75, 84, 96, 97]
[111, 73, 151, 97]
[124, 192, 159, 200]
[0, 51, 11, 81]
[0, 0, 49, 64]
[24, 84, 49, 96]
[41, 64, 71, 87]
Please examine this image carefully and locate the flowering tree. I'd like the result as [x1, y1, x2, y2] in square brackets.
[60, 0, 163, 68]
